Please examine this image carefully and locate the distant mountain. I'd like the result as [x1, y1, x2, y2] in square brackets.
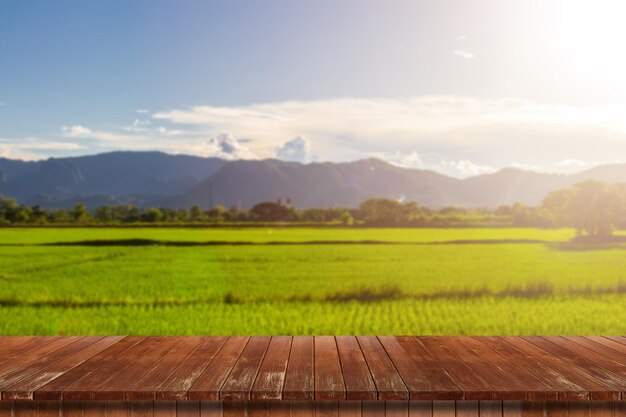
[0, 151, 226, 207]
[2, 151, 626, 209]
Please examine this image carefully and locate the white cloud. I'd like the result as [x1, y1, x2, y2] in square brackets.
[554, 158, 587, 168]
[192, 132, 258, 160]
[62, 125, 140, 142]
[0, 138, 84, 160]
[453, 50, 475, 59]
[440, 159, 495, 177]
[136, 109, 150, 114]
[274, 136, 311, 163]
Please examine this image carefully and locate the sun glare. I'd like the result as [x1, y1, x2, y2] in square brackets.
[550, 0, 626, 95]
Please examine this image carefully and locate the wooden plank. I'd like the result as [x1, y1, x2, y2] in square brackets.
[379, 337, 462, 400]
[34, 402, 60, 417]
[338, 401, 361, 417]
[200, 402, 222, 417]
[0, 338, 83, 380]
[417, 337, 495, 400]
[386, 401, 409, 417]
[283, 336, 314, 401]
[152, 402, 175, 417]
[316, 402, 339, 417]
[291, 401, 315, 417]
[0, 338, 57, 365]
[0, 337, 34, 357]
[361, 401, 383, 417]
[480, 401, 503, 417]
[335, 336, 377, 400]
[0, 400, 13, 417]
[0, 337, 102, 398]
[614, 401, 625, 417]
[93, 337, 183, 400]
[81, 401, 106, 417]
[565, 337, 626, 365]
[522, 401, 546, 417]
[568, 402, 591, 417]
[188, 337, 249, 401]
[502, 337, 621, 401]
[127, 337, 206, 400]
[156, 337, 228, 401]
[502, 402, 523, 417]
[605, 337, 626, 347]
[34, 336, 141, 401]
[62, 337, 165, 400]
[442, 337, 526, 401]
[544, 337, 626, 375]
[62, 401, 83, 417]
[356, 336, 408, 400]
[14, 401, 34, 417]
[222, 402, 246, 417]
[581, 337, 626, 358]
[220, 336, 271, 400]
[248, 400, 269, 417]
[106, 402, 130, 417]
[590, 401, 614, 417]
[129, 401, 152, 417]
[3, 337, 123, 400]
[523, 337, 626, 397]
[268, 401, 291, 417]
[431, 401, 454, 417]
[483, 337, 588, 401]
[546, 401, 567, 417]
[251, 336, 292, 400]
[456, 401, 478, 417]
[458, 337, 557, 401]
[314, 336, 345, 400]
[408, 401, 431, 417]
[177, 401, 200, 417]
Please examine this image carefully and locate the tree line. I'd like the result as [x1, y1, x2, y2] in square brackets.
[1, 180, 625, 236]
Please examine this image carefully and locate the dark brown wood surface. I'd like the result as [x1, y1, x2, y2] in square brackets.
[0, 337, 623, 402]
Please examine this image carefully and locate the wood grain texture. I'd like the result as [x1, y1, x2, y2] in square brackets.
[314, 337, 345, 400]
[0, 337, 622, 402]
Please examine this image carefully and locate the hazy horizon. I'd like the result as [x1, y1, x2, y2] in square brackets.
[3, 1, 626, 177]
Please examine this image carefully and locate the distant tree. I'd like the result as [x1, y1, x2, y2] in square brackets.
[190, 205, 203, 221]
[72, 203, 90, 223]
[542, 180, 626, 237]
[30, 205, 48, 224]
[94, 206, 114, 223]
[340, 210, 354, 225]
[142, 207, 164, 223]
[358, 198, 419, 226]
[250, 201, 295, 222]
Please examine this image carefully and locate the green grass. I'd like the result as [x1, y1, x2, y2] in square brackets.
[0, 227, 624, 335]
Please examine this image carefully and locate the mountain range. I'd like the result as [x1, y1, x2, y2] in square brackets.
[1, 151, 625, 209]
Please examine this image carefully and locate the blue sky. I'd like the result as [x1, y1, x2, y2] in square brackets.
[2, 1, 626, 177]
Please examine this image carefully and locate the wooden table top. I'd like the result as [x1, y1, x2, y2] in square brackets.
[0, 336, 624, 402]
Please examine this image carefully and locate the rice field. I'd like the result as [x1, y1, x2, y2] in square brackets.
[0, 227, 624, 335]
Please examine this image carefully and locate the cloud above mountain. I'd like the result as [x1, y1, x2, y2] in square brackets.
[274, 136, 311, 163]
[5, 96, 626, 177]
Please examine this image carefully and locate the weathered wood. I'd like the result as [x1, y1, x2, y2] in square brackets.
[314, 337, 345, 400]
[336, 337, 377, 400]
[356, 337, 408, 401]
[188, 337, 249, 401]
[251, 336, 291, 400]
[220, 337, 270, 400]
[0, 337, 622, 403]
[283, 336, 314, 401]
[379, 337, 462, 400]
[157, 338, 228, 401]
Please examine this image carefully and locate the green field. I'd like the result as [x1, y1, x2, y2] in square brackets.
[1, 227, 625, 335]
